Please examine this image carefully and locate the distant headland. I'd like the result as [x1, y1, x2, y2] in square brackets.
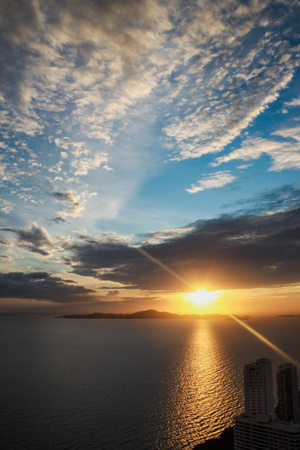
[278, 314, 300, 317]
[57, 309, 250, 320]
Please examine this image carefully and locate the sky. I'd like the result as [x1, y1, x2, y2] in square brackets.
[0, 0, 299, 315]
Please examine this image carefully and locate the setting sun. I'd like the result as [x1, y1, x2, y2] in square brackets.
[183, 289, 221, 305]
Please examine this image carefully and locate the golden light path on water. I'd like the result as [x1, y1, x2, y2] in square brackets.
[136, 247, 298, 366]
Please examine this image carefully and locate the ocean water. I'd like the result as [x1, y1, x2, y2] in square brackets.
[1, 315, 300, 450]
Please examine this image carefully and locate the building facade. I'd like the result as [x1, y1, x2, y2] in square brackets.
[244, 358, 274, 416]
[277, 363, 300, 423]
[235, 415, 300, 450]
[234, 359, 300, 450]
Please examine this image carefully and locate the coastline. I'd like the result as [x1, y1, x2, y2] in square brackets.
[56, 309, 250, 320]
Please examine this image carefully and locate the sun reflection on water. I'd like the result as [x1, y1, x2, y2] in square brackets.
[156, 320, 242, 448]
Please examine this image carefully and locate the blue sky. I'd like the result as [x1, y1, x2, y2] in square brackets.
[0, 0, 300, 314]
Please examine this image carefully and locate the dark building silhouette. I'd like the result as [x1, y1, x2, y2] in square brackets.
[277, 363, 300, 423]
[244, 358, 274, 416]
[234, 359, 300, 450]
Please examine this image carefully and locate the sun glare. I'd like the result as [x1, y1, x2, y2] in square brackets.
[183, 289, 220, 305]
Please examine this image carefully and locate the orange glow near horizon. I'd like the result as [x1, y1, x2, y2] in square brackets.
[137, 247, 298, 365]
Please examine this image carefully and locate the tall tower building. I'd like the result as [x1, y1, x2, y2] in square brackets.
[235, 359, 300, 450]
[277, 363, 300, 423]
[244, 358, 274, 416]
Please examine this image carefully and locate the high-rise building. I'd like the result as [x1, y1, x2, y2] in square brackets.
[244, 358, 274, 416]
[277, 363, 300, 423]
[235, 415, 300, 449]
[234, 359, 300, 450]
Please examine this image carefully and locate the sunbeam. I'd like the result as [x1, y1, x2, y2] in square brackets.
[137, 247, 299, 365]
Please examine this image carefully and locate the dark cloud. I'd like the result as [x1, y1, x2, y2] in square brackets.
[0, 271, 94, 303]
[0, 254, 11, 259]
[0, 224, 54, 255]
[105, 290, 120, 297]
[0, 239, 11, 245]
[224, 185, 300, 215]
[50, 191, 75, 202]
[52, 216, 66, 223]
[50, 190, 83, 223]
[17, 224, 53, 255]
[67, 205, 300, 291]
[18, 225, 51, 246]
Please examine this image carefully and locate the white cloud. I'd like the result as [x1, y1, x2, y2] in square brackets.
[237, 164, 252, 170]
[103, 165, 114, 172]
[160, 0, 298, 161]
[140, 226, 195, 245]
[166, 65, 296, 161]
[211, 126, 300, 172]
[0, 0, 299, 230]
[1, 0, 297, 161]
[0, 0, 172, 142]
[63, 202, 85, 218]
[284, 97, 300, 108]
[70, 152, 109, 176]
[186, 171, 237, 193]
[93, 232, 133, 245]
[0, 199, 14, 214]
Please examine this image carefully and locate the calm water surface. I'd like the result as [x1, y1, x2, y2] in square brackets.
[1, 315, 300, 449]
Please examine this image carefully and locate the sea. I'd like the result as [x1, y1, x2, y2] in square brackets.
[1, 314, 300, 450]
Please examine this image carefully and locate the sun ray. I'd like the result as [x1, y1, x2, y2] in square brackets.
[217, 306, 299, 366]
[137, 247, 193, 289]
[137, 247, 299, 366]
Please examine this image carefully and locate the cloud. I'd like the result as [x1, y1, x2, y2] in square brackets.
[0, 223, 54, 256]
[186, 171, 236, 193]
[284, 97, 300, 108]
[59, 202, 85, 219]
[0, 0, 298, 229]
[0, 0, 172, 140]
[0, 271, 94, 303]
[0, 0, 299, 305]
[17, 223, 53, 256]
[50, 189, 79, 203]
[66, 200, 300, 291]
[54, 138, 112, 175]
[54, 203, 85, 222]
[224, 184, 300, 215]
[0, 255, 12, 260]
[237, 164, 252, 170]
[0, 199, 14, 214]
[140, 226, 196, 245]
[54, 138, 89, 156]
[163, 1, 299, 161]
[49, 189, 87, 222]
[70, 152, 109, 176]
[211, 126, 300, 171]
[105, 290, 120, 298]
[1, 0, 298, 162]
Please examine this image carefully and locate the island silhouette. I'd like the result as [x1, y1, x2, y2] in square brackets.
[57, 309, 250, 320]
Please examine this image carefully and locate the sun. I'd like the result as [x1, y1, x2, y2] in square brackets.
[183, 289, 220, 305]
